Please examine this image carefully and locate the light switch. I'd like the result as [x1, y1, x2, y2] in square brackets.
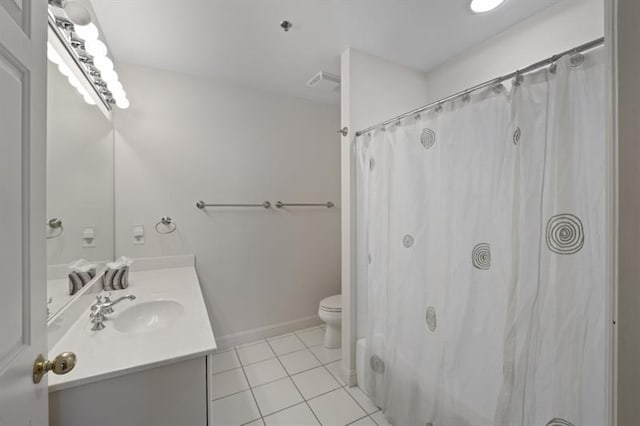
[82, 225, 95, 247]
[132, 225, 144, 245]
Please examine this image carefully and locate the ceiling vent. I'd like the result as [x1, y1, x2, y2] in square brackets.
[306, 71, 341, 91]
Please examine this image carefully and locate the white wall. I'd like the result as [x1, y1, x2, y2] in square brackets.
[425, 0, 604, 103]
[114, 63, 341, 344]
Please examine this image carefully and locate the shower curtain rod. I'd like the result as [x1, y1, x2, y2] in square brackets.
[354, 37, 605, 137]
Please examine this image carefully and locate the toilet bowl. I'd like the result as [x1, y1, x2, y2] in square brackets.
[318, 294, 341, 349]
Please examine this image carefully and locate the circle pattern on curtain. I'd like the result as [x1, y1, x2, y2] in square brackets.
[472, 243, 491, 270]
[545, 214, 585, 255]
[546, 419, 575, 426]
[420, 128, 436, 150]
[513, 127, 522, 145]
[370, 355, 386, 374]
[403, 234, 414, 248]
[425, 307, 437, 332]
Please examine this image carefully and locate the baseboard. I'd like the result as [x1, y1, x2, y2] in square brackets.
[342, 365, 358, 387]
[216, 315, 323, 350]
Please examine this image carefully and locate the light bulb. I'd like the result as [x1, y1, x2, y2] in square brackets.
[93, 56, 113, 72]
[67, 74, 81, 88]
[110, 89, 126, 100]
[83, 94, 96, 105]
[58, 63, 72, 77]
[75, 22, 99, 41]
[62, 0, 92, 26]
[115, 97, 130, 109]
[84, 39, 107, 58]
[47, 43, 62, 64]
[470, 0, 505, 13]
[100, 69, 118, 85]
[108, 80, 123, 93]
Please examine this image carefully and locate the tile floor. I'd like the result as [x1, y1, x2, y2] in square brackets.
[211, 326, 388, 426]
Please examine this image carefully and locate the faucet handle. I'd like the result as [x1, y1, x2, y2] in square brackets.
[91, 314, 106, 331]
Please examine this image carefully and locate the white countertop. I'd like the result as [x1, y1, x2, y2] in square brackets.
[48, 265, 217, 392]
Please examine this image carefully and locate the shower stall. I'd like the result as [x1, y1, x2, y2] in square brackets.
[353, 41, 609, 426]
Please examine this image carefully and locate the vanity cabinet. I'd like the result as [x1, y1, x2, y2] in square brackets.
[49, 356, 208, 426]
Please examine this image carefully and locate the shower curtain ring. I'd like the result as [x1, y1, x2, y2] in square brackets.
[514, 70, 524, 86]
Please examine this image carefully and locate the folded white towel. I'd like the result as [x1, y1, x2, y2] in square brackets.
[106, 256, 133, 270]
[68, 258, 97, 273]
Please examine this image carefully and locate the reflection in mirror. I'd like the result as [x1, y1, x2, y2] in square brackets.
[46, 56, 114, 319]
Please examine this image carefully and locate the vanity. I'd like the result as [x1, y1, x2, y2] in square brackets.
[47, 257, 216, 426]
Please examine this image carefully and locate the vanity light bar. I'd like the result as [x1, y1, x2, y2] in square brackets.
[47, 3, 129, 109]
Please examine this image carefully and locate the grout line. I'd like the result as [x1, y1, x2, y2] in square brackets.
[238, 355, 278, 369]
[304, 385, 346, 404]
[369, 414, 381, 426]
[342, 386, 374, 418]
[211, 365, 242, 375]
[347, 414, 371, 425]
[235, 346, 265, 423]
[212, 386, 251, 402]
[265, 338, 324, 426]
[240, 419, 264, 426]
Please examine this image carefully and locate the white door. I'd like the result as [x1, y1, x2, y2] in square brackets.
[0, 1, 49, 425]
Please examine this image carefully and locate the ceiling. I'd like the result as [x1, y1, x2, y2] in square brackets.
[91, 0, 561, 104]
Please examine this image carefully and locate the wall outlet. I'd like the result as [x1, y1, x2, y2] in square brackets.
[82, 225, 96, 248]
[132, 225, 145, 245]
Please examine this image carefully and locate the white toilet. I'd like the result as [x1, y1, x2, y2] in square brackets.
[318, 294, 342, 348]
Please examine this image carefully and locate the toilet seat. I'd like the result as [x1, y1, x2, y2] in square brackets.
[320, 295, 341, 313]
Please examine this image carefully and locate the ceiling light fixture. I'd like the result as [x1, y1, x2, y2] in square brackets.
[470, 0, 505, 13]
[74, 22, 98, 41]
[49, 1, 130, 111]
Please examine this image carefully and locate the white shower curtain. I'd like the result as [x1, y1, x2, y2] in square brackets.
[357, 49, 606, 426]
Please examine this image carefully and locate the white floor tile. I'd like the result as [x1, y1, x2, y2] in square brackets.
[346, 386, 379, 414]
[308, 388, 367, 426]
[212, 368, 250, 400]
[263, 402, 320, 426]
[211, 390, 261, 426]
[212, 350, 242, 375]
[370, 411, 391, 426]
[243, 358, 287, 387]
[278, 349, 321, 375]
[296, 327, 325, 347]
[268, 334, 306, 356]
[309, 345, 341, 364]
[237, 342, 275, 365]
[325, 360, 346, 386]
[291, 367, 341, 400]
[252, 377, 303, 416]
[349, 416, 377, 426]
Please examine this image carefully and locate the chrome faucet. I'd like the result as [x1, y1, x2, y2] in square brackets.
[90, 293, 136, 331]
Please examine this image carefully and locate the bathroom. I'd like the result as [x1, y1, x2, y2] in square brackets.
[1, 0, 638, 425]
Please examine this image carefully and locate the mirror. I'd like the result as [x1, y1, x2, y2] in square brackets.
[46, 57, 114, 319]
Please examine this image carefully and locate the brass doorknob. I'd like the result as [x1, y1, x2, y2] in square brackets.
[33, 352, 76, 384]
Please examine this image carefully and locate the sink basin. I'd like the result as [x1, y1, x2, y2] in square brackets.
[113, 300, 184, 333]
